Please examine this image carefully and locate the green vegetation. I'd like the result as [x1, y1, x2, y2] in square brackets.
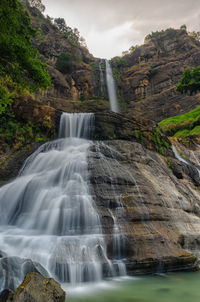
[145, 26, 187, 44]
[27, 0, 45, 12]
[0, 0, 51, 115]
[148, 65, 158, 78]
[176, 66, 200, 95]
[134, 128, 171, 155]
[159, 105, 200, 138]
[0, 109, 55, 150]
[54, 17, 86, 48]
[112, 57, 127, 69]
[167, 160, 175, 170]
[152, 128, 171, 155]
[56, 53, 73, 74]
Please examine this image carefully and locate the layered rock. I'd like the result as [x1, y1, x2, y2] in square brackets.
[25, 4, 97, 102]
[112, 28, 200, 122]
[89, 139, 200, 274]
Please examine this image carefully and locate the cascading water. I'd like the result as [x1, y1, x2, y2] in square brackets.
[0, 113, 122, 290]
[172, 145, 200, 177]
[99, 60, 105, 93]
[105, 60, 119, 113]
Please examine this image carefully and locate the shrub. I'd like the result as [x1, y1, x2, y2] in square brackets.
[56, 53, 73, 74]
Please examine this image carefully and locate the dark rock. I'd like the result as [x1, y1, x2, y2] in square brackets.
[0, 251, 7, 259]
[0, 257, 49, 292]
[0, 289, 14, 302]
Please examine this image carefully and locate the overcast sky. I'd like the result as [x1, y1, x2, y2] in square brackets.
[42, 0, 200, 59]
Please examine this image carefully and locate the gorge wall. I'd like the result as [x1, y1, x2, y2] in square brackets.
[111, 28, 200, 122]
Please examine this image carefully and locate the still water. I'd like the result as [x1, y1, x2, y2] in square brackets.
[66, 272, 200, 302]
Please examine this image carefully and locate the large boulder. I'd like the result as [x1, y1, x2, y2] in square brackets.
[4, 272, 65, 302]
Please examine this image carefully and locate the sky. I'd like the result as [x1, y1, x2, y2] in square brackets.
[42, 0, 200, 59]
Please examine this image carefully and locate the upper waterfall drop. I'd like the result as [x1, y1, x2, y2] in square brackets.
[59, 112, 94, 139]
[105, 60, 119, 113]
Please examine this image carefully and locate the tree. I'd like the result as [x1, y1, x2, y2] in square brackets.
[0, 0, 51, 114]
[26, 0, 45, 12]
[54, 18, 67, 33]
[176, 67, 200, 95]
[55, 53, 73, 74]
[180, 24, 187, 31]
[54, 18, 81, 46]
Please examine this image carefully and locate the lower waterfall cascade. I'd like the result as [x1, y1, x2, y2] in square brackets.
[0, 112, 127, 291]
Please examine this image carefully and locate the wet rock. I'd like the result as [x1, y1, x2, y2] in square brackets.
[0, 257, 49, 292]
[9, 272, 65, 302]
[0, 251, 7, 259]
[89, 139, 200, 274]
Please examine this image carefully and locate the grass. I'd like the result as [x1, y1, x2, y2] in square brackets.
[159, 105, 200, 137]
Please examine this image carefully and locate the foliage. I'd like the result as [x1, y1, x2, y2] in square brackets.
[148, 65, 158, 78]
[0, 0, 51, 114]
[55, 53, 73, 74]
[54, 17, 86, 47]
[145, 27, 186, 44]
[0, 86, 12, 115]
[176, 67, 200, 95]
[128, 45, 139, 53]
[113, 57, 127, 69]
[24, 0, 45, 12]
[0, 108, 55, 149]
[159, 105, 200, 137]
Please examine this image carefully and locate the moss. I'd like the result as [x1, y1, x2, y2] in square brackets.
[167, 161, 174, 170]
[134, 129, 142, 140]
[159, 105, 200, 137]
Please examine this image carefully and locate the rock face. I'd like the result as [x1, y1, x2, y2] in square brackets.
[112, 29, 200, 122]
[4, 272, 65, 302]
[89, 139, 200, 274]
[26, 4, 97, 103]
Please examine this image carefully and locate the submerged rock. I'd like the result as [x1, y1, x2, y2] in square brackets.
[3, 272, 65, 302]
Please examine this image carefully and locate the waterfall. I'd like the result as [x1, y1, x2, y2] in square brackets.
[0, 113, 122, 290]
[172, 145, 188, 165]
[105, 60, 119, 113]
[99, 60, 104, 93]
[172, 145, 200, 177]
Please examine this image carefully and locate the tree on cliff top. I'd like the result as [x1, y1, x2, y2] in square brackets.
[0, 0, 51, 114]
[177, 67, 200, 95]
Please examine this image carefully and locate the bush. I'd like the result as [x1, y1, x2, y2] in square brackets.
[56, 53, 73, 74]
[176, 66, 200, 95]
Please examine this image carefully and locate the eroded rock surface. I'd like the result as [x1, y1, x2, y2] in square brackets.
[112, 29, 200, 122]
[89, 140, 200, 273]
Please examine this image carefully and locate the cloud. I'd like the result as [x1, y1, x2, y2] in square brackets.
[42, 0, 200, 58]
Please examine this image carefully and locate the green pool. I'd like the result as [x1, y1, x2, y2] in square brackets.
[64, 272, 200, 302]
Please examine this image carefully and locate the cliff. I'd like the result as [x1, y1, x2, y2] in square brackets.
[25, 3, 98, 102]
[112, 28, 200, 122]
